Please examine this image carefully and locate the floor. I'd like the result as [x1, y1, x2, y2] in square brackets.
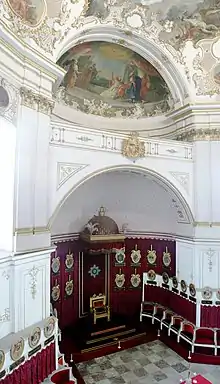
[76, 340, 220, 384]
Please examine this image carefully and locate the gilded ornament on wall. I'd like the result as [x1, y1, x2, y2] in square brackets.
[130, 269, 141, 288]
[0, 350, 5, 371]
[130, 244, 141, 266]
[147, 245, 157, 265]
[44, 317, 56, 339]
[51, 254, 60, 274]
[6, 0, 47, 27]
[163, 247, 171, 267]
[172, 276, 178, 289]
[115, 247, 126, 266]
[121, 132, 145, 160]
[28, 327, 41, 349]
[51, 280, 60, 302]
[65, 251, 74, 270]
[65, 275, 73, 296]
[10, 338, 24, 361]
[115, 270, 125, 289]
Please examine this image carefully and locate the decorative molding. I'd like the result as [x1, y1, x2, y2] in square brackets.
[57, 162, 88, 189]
[2, 270, 10, 280]
[177, 128, 220, 142]
[0, 76, 18, 125]
[170, 172, 190, 194]
[28, 266, 39, 300]
[20, 87, 54, 115]
[0, 308, 10, 323]
[205, 249, 216, 273]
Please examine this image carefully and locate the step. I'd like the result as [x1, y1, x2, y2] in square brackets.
[86, 328, 136, 345]
[91, 324, 126, 337]
[81, 332, 146, 353]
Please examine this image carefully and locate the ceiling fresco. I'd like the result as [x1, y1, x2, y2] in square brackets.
[6, 0, 46, 26]
[57, 41, 172, 118]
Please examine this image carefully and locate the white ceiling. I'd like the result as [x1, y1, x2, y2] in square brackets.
[51, 170, 193, 237]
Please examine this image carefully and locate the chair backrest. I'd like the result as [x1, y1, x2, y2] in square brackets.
[195, 327, 215, 339]
[155, 305, 164, 314]
[182, 322, 195, 334]
[90, 294, 106, 310]
[173, 316, 184, 326]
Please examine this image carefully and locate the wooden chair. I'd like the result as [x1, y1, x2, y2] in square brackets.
[90, 294, 110, 324]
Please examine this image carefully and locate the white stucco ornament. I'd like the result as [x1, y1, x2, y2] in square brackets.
[126, 14, 143, 28]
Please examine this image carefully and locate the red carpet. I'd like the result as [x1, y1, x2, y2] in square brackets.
[183, 374, 212, 383]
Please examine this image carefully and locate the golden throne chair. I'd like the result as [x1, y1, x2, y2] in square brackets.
[90, 294, 110, 325]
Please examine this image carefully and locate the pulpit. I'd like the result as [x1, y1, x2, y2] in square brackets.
[90, 294, 110, 324]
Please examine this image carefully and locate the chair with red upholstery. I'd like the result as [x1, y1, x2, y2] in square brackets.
[49, 367, 77, 384]
[169, 315, 184, 336]
[140, 301, 155, 322]
[178, 321, 195, 345]
[161, 310, 174, 331]
[153, 305, 165, 324]
[216, 329, 220, 352]
[192, 328, 217, 355]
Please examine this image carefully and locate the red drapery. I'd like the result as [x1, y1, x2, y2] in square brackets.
[0, 342, 55, 384]
[144, 285, 196, 323]
[200, 305, 220, 328]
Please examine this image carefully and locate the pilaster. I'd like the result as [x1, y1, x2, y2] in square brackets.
[14, 87, 55, 252]
[12, 248, 54, 333]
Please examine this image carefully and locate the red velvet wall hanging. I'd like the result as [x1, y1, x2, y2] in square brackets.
[51, 240, 81, 329]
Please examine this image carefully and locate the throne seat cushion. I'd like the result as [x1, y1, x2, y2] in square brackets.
[95, 307, 107, 313]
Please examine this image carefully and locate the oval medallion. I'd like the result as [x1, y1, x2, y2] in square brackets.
[147, 269, 156, 281]
[202, 286, 212, 300]
[44, 317, 56, 339]
[6, 0, 47, 28]
[10, 338, 24, 361]
[189, 283, 196, 297]
[162, 272, 169, 285]
[0, 350, 5, 371]
[172, 276, 178, 289]
[180, 279, 187, 293]
[28, 327, 41, 349]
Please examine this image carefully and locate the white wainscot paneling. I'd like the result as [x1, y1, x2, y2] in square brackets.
[201, 249, 219, 289]
[176, 241, 194, 283]
[23, 265, 45, 328]
[0, 265, 12, 338]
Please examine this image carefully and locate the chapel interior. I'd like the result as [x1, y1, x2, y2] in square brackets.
[1, 1, 220, 384]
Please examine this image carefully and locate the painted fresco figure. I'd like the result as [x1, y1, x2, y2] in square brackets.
[65, 59, 79, 89]
[134, 76, 142, 101]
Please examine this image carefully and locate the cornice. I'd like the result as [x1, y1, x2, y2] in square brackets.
[20, 87, 55, 115]
[0, 21, 65, 87]
[176, 128, 220, 142]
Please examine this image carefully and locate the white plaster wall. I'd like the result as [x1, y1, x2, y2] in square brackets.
[48, 136, 194, 227]
[51, 171, 193, 236]
[176, 238, 220, 291]
[12, 249, 53, 333]
[0, 258, 12, 339]
[0, 117, 16, 253]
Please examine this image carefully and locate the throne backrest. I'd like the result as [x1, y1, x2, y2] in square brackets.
[90, 294, 106, 310]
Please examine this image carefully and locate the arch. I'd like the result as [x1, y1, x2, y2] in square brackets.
[56, 25, 191, 106]
[48, 164, 194, 230]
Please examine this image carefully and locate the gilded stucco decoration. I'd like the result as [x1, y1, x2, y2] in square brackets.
[1, 0, 88, 54]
